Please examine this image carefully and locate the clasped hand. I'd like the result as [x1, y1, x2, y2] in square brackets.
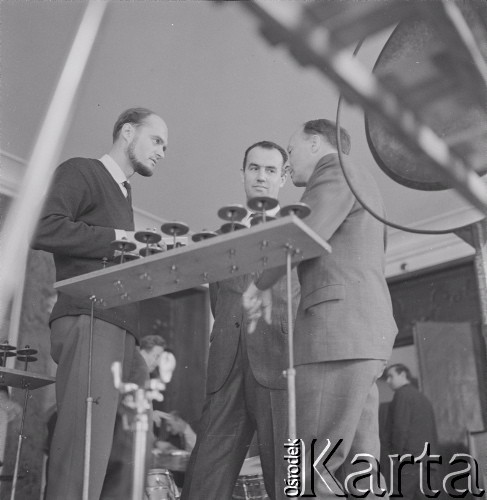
[242, 281, 272, 333]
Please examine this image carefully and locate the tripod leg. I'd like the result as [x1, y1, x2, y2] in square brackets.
[10, 388, 29, 500]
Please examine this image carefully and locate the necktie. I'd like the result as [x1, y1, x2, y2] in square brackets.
[122, 181, 132, 206]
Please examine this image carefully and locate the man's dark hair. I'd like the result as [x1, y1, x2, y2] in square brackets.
[140, 334, 167, 353]
[242, 140, 288, 171]
[112, 107, 156, 142]
[388, 363, 412, 381]
[303, 119, 351, 155]
[387, 363, 419, 387]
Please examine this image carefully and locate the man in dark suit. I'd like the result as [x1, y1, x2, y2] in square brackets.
[181, 141, 300, 500]
[244, 120, 397, 498]
[384, 364, 439, 499]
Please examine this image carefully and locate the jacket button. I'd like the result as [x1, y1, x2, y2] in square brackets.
[235, 322, 240, 328]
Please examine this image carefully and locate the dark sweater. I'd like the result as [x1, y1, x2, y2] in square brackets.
[33, 157, 139, 338]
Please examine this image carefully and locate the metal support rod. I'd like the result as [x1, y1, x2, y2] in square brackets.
[285, 248, 296, 440]
[10, 387, 30, 500]
[471, 222, 487, 420]
[82, 297, 96, 500]
[0, 0, 107, 328]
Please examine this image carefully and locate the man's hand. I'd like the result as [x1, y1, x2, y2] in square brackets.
[124, 231, 167, 252]
[164, 412, 188, 435]
[242, 281, 272, 333]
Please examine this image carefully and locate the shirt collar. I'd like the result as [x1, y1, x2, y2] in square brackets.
[242, 204, 280, 226]
[99, 154, 127, 185]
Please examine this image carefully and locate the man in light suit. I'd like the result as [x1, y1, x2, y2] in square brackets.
[181, 141, 299, 500]
[244, 120, 397, 498]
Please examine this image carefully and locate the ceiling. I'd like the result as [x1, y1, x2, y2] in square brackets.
[1, 1, 480, 234]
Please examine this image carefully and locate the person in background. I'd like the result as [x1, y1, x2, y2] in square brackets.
[32, 107, 168, 500]
[384, 363, 439, 500]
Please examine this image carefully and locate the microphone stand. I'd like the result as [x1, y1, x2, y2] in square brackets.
[111, 363, 164, 500]
[82, 297, 96, 500]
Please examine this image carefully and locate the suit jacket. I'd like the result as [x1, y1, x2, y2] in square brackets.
[293, 153, 397, 364]
[206, 267, 300, 393]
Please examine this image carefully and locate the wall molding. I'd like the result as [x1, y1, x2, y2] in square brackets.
[1, 149, 481, 277]
[385, 207, 478, 278]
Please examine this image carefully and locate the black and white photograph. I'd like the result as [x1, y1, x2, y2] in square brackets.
[0, 1, 486, 499]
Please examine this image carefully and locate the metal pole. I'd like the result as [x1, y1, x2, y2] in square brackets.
[0, 0, 107, 328]
[285, 248, 296, 440]
[10, 387, 30, 500]
[82, 297, 96, 500]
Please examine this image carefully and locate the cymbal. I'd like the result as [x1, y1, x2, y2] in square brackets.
[160, 222, 189, 237]
[16, 355, 37, 363]
[0, 352, 16, 358]
[247, 196, 278, 212]
[220, 222, 247, 233]
[0, 367, 55, 389]
[217, 204, 247, 222]
[192, 230, 218, 242]
[139, 245, 165, 257]
[16, 346, 37, 356]
[250, 214, 276, 226]
[134, 229, 162, 245]
[0, 343, 16, 351]
[110, 239, 137, 252]
[279, 202, 311, 219]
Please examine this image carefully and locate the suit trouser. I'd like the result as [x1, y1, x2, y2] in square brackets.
[295, 359, 388, 499]
[181, 338, 288, 500]
[45, 315, 148, 500]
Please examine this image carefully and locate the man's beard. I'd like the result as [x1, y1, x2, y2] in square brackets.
[128, 140, 153, 177]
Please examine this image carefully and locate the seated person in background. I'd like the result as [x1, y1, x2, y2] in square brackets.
[0, 385, 22, 424]
[153, 410, 196, 453]
[139, 334, 168, 375]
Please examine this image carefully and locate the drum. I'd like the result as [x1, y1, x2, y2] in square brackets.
[232, 473, 269, 500]
[145, 468, 179, 500]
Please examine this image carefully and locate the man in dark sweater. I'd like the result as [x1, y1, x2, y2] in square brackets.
[384, 363, 439, 499]
[33, 107, 168, 500]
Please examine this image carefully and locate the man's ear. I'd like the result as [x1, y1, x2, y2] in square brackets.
[121, 122, 135, 143]
[279, 168, 288, 188]
[240, 168, 245, 184]
[310, 134, 321, 154]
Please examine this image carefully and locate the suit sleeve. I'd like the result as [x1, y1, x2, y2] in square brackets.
[32, 161, 117, 259]
[300, 157, 355, 242]
[256, 158, 355, 290]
